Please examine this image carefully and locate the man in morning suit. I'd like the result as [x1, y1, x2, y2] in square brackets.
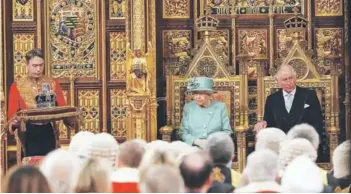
[254, 64, 326, 159]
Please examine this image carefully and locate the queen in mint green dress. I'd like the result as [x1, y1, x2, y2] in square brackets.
[179, 77, 233, 145]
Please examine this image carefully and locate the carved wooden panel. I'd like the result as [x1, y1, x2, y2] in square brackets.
[238, 29, 268, 59]
[78, 89, 100, 134]
[315, 0, 343, 16]
[12, 0, 34, 21]
[163, 0, 190, 18]
[201, 29, 230, 68]
[163, 30, 192, 75]
[110, 89, 128, 137]
[277, 29, 305, 58]
[315, 28, 343, 58]
[110, 32, 126, 81]
[13, 33, 35, 81]
[47, 0, 99, 78]
[109, 0, 126, 19]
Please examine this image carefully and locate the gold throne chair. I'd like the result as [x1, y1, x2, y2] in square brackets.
[160, 20, 249, 171]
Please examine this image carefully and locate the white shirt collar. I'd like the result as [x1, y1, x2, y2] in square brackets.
[283, 87, 296, 97]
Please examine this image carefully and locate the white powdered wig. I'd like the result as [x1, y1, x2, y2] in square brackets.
[68, 131, 95, 158]
[278, 138, 317, 174]
[287, 123, 320, 149]
[281, 155, 323, 193]
[332, 140, 351, 178]
[40, 149, 81, 193]
[246, 149, 279, 182]
[255, 127, 287, 154]
[86, 132, 119, 171]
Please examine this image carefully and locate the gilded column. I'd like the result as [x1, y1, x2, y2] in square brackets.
[101, 1, 107, 132]
[269, 3, 274, 67]
[131, 0, 145, 51]
[36, 0, 41, 48]
[344, 0, 350, 140]
[307, 0, 312, 49]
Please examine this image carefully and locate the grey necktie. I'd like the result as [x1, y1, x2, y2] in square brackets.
[285, 93, 293, 112]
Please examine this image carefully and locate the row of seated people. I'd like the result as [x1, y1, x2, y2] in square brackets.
[1, 123, 350, 193]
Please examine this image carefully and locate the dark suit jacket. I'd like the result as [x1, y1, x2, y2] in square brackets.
[263, 86, 324, 137]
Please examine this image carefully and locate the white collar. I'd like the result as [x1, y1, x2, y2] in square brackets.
[283, 87, 296, 97]
[235, 181, 282, 193]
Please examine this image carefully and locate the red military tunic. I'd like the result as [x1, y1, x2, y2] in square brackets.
[7, 76, 66, 157]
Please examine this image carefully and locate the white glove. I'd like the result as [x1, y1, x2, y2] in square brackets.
[194, 139, 208, 149]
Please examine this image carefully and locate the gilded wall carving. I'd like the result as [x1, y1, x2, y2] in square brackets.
[78, 89, 100, 134]
[163, 0, 190, 18]
[277, 29, 305, 58]
[202, 30, 230, 68]
[110, 32, 126, 81]
[13, 0, 33, 21]
[132, 0, 145, 51]
[315, 28, 343, 58]
[110, 89, 128, 137]
[315, 0, 343, 16]
[109, 0, 126, 19]
[163, 30, 192, 75]
[48, 0, 98, 78]
[238, 29, 267, 59]
[58, 90, 69, 139]
[13, 33, 35, 81]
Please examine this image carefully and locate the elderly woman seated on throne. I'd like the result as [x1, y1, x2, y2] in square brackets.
[179, 77, 233, 148]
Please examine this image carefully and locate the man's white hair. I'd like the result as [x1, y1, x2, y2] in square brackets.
[274, 64, 297, 81]
[169, 141, 192, 159]
[278, 138, 317, 174]
[68, 131, 95, 158]
[255, 127, 287, 154]
[86, 132, 119, 172]
[281, 155, 323, 193]
[206, 132, 234, 164]
[40, 149, 81, 193]
[245, 149, 279, 182]
[287, 123, 320, 150]
[332, 140, 351, 178]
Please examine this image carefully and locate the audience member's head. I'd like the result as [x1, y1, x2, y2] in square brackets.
[278, 138, 317, 176]
[245, 149, 279, 183]
[75, 158, 111, 193]
[255, 127, 287, 154]
[332, 140, 351, 179]
[169, 140, 191, 158]
[2, 165, 51, 193]
[206, 132, 234, 165]
[139, 148, 177, 181]
[116, 139, 146, 168]
[68, 131, 95, 158]
[146, 140, 170, 151]
[179, 151, 213, 193]
[139, 165, 185, 193]
[281, 156, 323, 193]
[40, 149, 81, 193]
[86, 132, 119, 171]
[287, 123, 320, 150]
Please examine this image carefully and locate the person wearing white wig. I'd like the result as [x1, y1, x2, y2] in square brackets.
[330, 140, 351, 192]
[286, 123, 330, 185]
[68, 131, 95, 158]
[281, 155, 323, 193]
[86, 132, 119, 172]
[235, 149, 281, 193]
[287, 123, 320, 150]
[255, 127, 287, 154]
[40, 149, 81, 193]
[278, 138, 317, 176]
